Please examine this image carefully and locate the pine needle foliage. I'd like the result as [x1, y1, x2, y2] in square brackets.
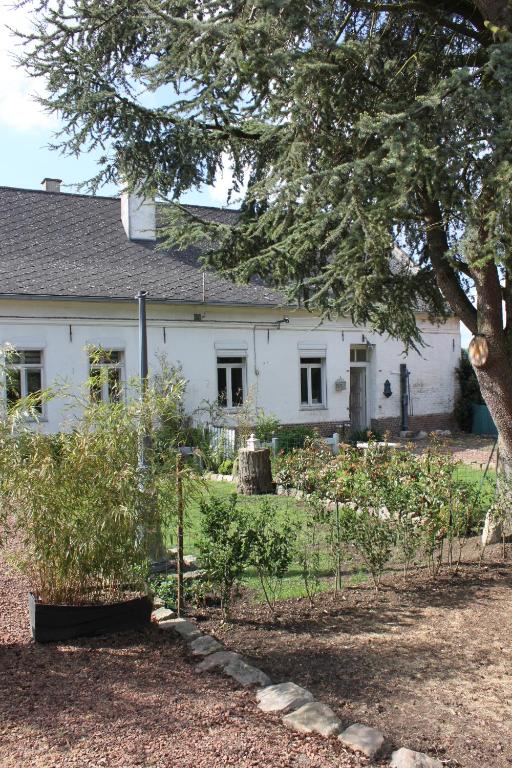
[15, 1, 512, 440]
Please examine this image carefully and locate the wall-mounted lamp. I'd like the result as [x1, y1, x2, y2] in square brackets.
[383, 379, 392, 398]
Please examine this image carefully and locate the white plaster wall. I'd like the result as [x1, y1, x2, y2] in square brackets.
[0, 299, 460, 432]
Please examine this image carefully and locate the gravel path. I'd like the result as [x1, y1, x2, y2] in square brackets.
[0, 556, 364, 768]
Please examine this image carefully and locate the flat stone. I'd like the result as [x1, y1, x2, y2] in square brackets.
[152, 607, 175, 622]
[183, 569, 206, 581]
[152, 597, 165, 609]
[282, 702, 342, 738]
[195, 650, 242, 673]
[390, 747, 443, 768]
[190, 635, 224, 657]
[224, 659, 271, 688]
[256, 682, 314, 714]
[159, 618, 202, 641]
[338, 723, 385, 758]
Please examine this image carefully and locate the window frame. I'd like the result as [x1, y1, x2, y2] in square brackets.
[216, 355, 247, 410]
[88, 349, 125, 404]
[299, 355, 326, 409]
[350, 345, 369, 363]
[5, 349, 45, 416]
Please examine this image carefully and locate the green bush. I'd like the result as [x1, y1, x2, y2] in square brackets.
[349, 428, 384, 444]
[149, 573, 210, 609]
[277, 425, 316, 452]
[246, 499, 295, 613]
[218, 458, 234, 475]
[0, 358, 189, 605]
[255, 411, 281, 442]
[198, 493, 251, 616]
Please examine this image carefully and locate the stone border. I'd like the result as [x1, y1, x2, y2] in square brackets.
[204, 472, 234, 483]
[153, 612, 445, 768]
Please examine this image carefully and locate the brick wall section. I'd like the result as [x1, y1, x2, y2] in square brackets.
[280, 421, 351, 438]
[371, 412, 455, 437]
[245, 413, 455, 441]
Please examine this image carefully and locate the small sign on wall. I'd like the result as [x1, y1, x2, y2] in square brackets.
[335, 377, 347, 392]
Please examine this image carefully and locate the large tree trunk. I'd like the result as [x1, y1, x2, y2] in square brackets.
[473, 0, 512, 30]
[472, 265, 512, 545]
[237, 448, 274, 495]
[422, 198, 512, 546]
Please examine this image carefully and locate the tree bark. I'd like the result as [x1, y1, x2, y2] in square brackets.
[422, 196, 512, 544]
[237, 448, 274, 495]
[471, 263, 512, 543]
[472, 0, 512, 30]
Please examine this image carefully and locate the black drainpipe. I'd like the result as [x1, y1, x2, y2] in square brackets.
[400, 364, 410, 432]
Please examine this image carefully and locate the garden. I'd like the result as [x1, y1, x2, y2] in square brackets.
[0, 360, 510, 768]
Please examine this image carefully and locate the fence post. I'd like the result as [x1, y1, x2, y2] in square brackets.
[271, 436, 279, 457]
[332, 432, 340, 455]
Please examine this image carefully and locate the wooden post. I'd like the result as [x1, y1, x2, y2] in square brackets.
[176, 452, 184, 615]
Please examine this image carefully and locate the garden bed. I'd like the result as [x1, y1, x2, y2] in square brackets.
[197, 541, 512, 768]
[0, 552, 366, 768]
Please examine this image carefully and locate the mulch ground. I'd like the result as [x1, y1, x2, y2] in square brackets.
[405, 433, 496, 468]
[0, 555, 365, 768]
[198, 541, 512, 768]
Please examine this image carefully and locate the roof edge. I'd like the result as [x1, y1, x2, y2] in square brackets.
[0, 292, 288, 309]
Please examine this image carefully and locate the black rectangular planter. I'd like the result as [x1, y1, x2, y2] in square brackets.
[29, 592, 153, 643]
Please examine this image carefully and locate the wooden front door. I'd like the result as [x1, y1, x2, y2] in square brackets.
[350, 367, 367, 430]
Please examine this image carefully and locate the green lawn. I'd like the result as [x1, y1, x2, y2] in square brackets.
[162, 480, 340, 602]
[160, 466, 495, 607]
[453, 464, 496, 510]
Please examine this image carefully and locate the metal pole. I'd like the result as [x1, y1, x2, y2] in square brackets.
[135, 290, 165, 565]
[136, 290, 150, 472]
[400, 364, 409, 432]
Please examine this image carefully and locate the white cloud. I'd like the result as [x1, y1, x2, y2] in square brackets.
[0, 1, 57, 131]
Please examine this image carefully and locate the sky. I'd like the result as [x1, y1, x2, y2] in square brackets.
[0, 1, 234, 206]
[0, 1, 471, 347]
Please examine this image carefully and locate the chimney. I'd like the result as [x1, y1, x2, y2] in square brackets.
[41, 177, 62, 193]
[121, 189, 156, 241]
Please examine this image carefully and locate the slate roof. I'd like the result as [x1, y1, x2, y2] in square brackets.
[0, 186, 285, 307]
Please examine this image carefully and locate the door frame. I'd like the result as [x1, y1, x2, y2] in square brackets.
[349, 364, 369, 430]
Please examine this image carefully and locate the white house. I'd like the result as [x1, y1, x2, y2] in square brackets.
[0, 179, 460, 435]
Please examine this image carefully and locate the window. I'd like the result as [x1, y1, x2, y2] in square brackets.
[89, 350, 124, 403]
[5, 350, 44, 413]
[300, 357, 325, 407]
[350, 346, 368, 363]
[217, 356, 245, 408]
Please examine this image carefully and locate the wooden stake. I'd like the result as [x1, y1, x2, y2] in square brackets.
[176, 452, 184, 616]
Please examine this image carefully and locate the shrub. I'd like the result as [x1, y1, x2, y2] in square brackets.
[218, 458, 234, 476]
[1, 404, 153, 604]
[246, 499, 295, 613]
[197, 494, 251, 617]
[255, 411, 280, 442]
[276, 425, 316, 452]
[274, 438, 334, 493]
[0, 358, 189, 605]
[349, 428, 384, 444]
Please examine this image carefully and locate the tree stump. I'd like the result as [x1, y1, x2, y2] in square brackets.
[237, 447, 274, 495]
